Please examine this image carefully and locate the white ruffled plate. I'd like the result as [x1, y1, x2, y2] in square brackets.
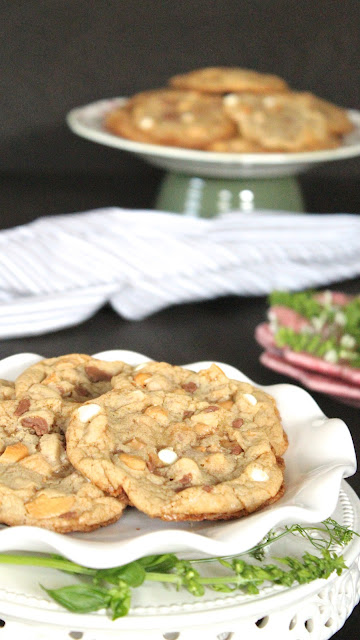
[0, 350, 356, 568]
[67, 98, 360, 178]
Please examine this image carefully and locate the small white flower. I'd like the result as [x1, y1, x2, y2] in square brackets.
[334, 311, 346, 326]
[311, 315, 326, 331]
[340, 334, 356, 349]
[324, 349, 338, 364]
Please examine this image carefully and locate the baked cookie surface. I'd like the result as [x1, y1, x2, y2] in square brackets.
[0, 398, 126, 532]
[223, 92, 341, 151]
[15, 353, 134, 405]
[169, 67, 289, 94]
[293, 92, 354, 136]
[0, 379, 15, 401]
[206, 136, 267, 152]
[104, 89, 236, 149]
[66, 363, 287, 521]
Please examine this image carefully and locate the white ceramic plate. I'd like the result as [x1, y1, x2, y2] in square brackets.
[66, 98, 360, 178]
[0, 350, 356, 568]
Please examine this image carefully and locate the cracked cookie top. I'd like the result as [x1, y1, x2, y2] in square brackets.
[66, 362, 287, 521]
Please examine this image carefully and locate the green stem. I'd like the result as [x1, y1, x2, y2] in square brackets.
[0, 554, 95, 576]
[144, 572, 182, 585]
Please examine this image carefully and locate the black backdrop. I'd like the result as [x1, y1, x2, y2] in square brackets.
[1, 0, 360, 224]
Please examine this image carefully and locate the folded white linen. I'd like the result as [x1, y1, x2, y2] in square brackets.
[0, 207, 359, 338]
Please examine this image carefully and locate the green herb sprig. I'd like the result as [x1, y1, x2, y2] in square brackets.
[0, 517, 357, 620]
[268, 290, 360, 367]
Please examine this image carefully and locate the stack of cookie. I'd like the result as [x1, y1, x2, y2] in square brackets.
[0, 354, 287, 532]
[104, 66, 353, 152]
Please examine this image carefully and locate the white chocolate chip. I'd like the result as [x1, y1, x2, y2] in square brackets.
[78, 404, 101, 423]
[243, 393, 257, 406]
[139, 117, 155, 130]
[263, 96, 278, 108]
[223, 93, 239, 106]
[250, 467, 269, 482]
[157, 448, 178, 465]
[134, 362, 149, 371]
[181, 111, 195, 123]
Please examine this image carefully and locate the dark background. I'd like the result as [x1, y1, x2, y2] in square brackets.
[1, 0, 360, 224]
[1, 2, 360, 637]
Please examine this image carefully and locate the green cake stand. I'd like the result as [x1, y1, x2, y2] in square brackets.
[155, 173, 304, 217]
[67, 98, 360, 217]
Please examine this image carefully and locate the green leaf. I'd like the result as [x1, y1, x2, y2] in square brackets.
[41, 584, 110, 613]
[111, 594, 131, 620]
[210, 583, 236, 593]
[95, 561, 146, 587]
[138, 554, 178, 573]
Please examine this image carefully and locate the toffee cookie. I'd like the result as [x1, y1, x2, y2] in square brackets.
[0, 400, 126, 532]
[291, 91, 354, 136]
[112, 361, 288, 457]
[169, 67, 289, 94]
[223, 92, 340, 152]
[0, 379, 15, 401]
[104, 89, 236, 149]
[66, 363, 287, 521]
[206, 136, 267, 153]
[15, 353, 134, 405]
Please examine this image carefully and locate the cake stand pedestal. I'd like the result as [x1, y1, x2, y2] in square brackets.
[155, 173, 304, 217]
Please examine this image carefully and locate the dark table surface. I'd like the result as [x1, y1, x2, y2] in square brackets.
[0, 170, 359, 638]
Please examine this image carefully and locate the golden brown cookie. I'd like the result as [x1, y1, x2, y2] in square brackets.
[206, 136, 267, 152]
[66, 363, 287, 521]
[223, 92, 341, 151]
[169, 67, 290, 94]
[0, 399, 126, 532]
[291, 91, 354, 136]
[15, 353, 133, 405]
[104, 89, 237, 149]
[0, 379, 15, 401]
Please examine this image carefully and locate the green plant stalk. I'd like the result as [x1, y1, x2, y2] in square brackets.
[0, 518, 356, 619]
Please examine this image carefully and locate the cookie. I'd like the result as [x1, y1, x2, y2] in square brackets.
[0, 379, 15, 401]
[66, 363, 287, 521]
[15, 353, 134, 405]
[169, 67, 289, 94]
[104, 89, 237, 149]
[223, 92, 341, 151]
[291, 92, 354, 136]
[206, 136, 267, 152]
[0, 399, 126, 532]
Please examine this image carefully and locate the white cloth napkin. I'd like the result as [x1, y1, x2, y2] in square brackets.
[0, 207, 360, 338]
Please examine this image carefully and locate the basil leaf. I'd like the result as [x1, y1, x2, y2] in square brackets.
[41, 584, 110, 613]
[138, 553, 178, 573]
[96, 561, 146, 587]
